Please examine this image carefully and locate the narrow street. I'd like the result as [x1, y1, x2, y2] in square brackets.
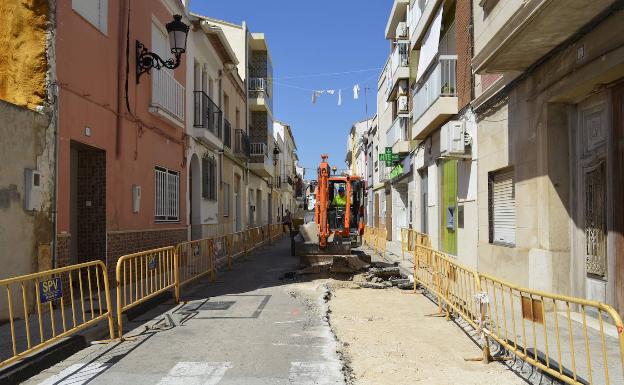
[18, 239, 526, 385]
[21, 239, 343, 385]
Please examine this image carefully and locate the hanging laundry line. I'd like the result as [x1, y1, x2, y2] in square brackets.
[267, 67, 382, 81]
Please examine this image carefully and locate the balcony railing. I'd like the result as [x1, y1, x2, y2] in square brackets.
[386, 116, 410, 148]
[223, 119, 231, 149]
[250, 142, 268, 157]
[390, 41, 409, 77]
[412, 55, 457, 121]
[151, 69, 185, 122]
[249, 78, 270, 98]
[234, 129, 250, 158]
[193, 91, 222, 139]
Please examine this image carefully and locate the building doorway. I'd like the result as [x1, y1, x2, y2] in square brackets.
[440, 159, 458, 255]
[70, 142, 106, 264]
[573, 91, 615, 307]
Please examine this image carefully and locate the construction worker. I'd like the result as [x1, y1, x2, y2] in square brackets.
[332, 186, 347, 207]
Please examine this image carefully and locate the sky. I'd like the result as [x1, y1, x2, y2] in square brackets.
[191, 0, 393, 177]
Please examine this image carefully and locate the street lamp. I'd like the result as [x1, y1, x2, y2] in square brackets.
[273, 147, 280, 166]
[136, 15, 189, 83]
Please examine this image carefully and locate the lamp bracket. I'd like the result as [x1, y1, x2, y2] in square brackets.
[136, 41, 182, 84]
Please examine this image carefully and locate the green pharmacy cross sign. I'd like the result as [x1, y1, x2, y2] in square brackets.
[378, 147, 400, 167]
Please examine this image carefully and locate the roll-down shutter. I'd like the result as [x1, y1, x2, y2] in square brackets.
[490, 169, 516, 245]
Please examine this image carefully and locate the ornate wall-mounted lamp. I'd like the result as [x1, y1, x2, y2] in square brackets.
[136, 15, 189, 84]
[273, 147, 280, 166]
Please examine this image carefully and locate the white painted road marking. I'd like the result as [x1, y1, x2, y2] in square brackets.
[289, 362, 343, 385]
[37, 362, 108, 385]
[157, 362, 233, 385]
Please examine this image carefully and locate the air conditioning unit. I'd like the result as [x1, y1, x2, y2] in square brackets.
[398, 95, 409, 113]
[398, 79, 408, 96]
[396, 22, 408, 38]
[440, 121, 470, 158]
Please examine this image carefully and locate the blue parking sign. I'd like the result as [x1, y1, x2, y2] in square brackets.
[39, 277, 62, 303]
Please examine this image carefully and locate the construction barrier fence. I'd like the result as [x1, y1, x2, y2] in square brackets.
[1, 225, 287, 367]
[115, 246, 177, 338]
[0, 261, 114, 368]
[395, 227, 624, 385]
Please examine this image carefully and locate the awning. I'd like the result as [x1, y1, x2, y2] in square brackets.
[416, 5, 443, 81]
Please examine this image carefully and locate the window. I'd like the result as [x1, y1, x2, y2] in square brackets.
[202, 156, 217, 200]
[155, 167, 179, 222]
[488, 168, 516, 246]
[72, 0, 108, 34]
[222, 183, 230, 217]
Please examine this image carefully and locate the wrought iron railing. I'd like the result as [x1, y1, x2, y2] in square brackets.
[223, 119, 231, 149]
[234, 129, 250, 158]
[193, 90, 222, 139]
[249, 142, 268, 156]
[249, 78, 271, 98]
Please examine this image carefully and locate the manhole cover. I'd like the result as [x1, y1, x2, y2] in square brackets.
[200, 301, 236, 310]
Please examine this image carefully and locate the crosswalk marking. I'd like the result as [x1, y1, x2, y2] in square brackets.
[288, 362, 343, 385]
[37, 362, 109, 385]
[156, 362, 233, 385]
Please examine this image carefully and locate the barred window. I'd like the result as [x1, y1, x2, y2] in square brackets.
[155, 167, 179, 222]
[202, 156, 217, 200]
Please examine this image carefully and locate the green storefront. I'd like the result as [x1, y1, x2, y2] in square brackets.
[440, 159, 457, 255]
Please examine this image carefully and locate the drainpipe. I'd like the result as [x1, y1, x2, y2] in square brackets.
[115, 0, 128, 158]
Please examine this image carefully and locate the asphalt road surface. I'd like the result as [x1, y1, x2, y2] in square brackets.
[21, 238, 344, 385]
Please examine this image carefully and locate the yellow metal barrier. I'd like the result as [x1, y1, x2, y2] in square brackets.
[176, 238, 217, 292]
[410, 230, 624, 385]
[115, 246, 176, 338]
[479, 273, 624, 385]
[0, 261, 114, 368]
[228, 231, 247, 260]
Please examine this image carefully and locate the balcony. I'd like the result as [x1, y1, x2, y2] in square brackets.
[410, 0, 438, 51]
[193, 91, 223, 149]
[223, 119, 231, 149]
[249, 77, 272, 112]
[473, 0, 617, 73]
[412, 55, 458, 140]
[386, 41, 410, 101]
[249, 142, 272, 177]
[233, 129, 250, 159]
[386, 116, 410, 154]
[384, 0, 409, 39]
[150, 70, 185, 126]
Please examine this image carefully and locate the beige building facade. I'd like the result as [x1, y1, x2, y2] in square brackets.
[472, 0, 624, 316]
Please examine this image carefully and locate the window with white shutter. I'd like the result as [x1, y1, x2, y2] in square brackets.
[488, 168, 516, 246]
[72, 0, 108, 34]
[155, 167, 179, 222]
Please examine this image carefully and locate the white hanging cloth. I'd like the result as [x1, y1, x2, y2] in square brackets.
[353, 84, 360, 100]
[338, 89, 342, 106]
[326, 90, 335, 95]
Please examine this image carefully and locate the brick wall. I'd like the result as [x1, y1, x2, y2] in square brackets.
[455, 0, 473, 110]
[106, 228, 188, 279]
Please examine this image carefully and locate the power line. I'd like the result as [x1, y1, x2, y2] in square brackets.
[269, 67, 382, 80]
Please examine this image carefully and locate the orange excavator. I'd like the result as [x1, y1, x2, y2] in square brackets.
[293, 154, 364, 258]
[315, 154, 364, 249]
